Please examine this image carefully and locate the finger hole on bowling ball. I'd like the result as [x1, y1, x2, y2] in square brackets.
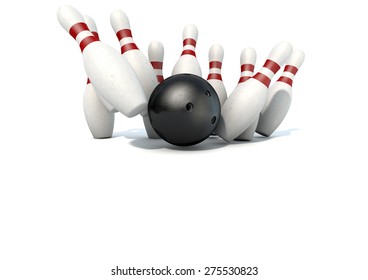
[211, 116, 216, 124]
[186, 102, 194, 111]
[205, 90, 211, 97]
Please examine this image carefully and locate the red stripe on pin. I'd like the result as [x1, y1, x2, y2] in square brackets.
[183, 38, 196, 47]
[79, 36, 99, 52]
[241, 64, 255, 72]
[253, 73, 271, 87]
[263, 59, 280, 74]
[284, 65, 298, 75]
[277, 76, 293, 86]
[151, 61, 163, 69]
[207, 73, 222, 81]
[209, 61, 222, 69]
[116, 29, 133, 41]
[181, 50, 196, 57]
[91, 31, 99, 40]
[157, 75, 164, 83]
[238, 76, 251, 84]
[69, 22, 89, 39]
[121, 43, 139, 54]
[87, 78, 91, 84]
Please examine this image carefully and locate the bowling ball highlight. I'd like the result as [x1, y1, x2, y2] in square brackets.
[148, 74, 220, 146]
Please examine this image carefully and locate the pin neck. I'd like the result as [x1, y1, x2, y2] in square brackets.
[69, 22, 99, 52]
[80, 37, 98, 52]
[116, 29, 133, 41]
[209, 61, 222, 69]
[241, 64, 255, 72]
[91, 32, 99, 40]
[252, 73, 271, 88]
[157, 75, 164, 83]
[181, 50, 196, 57]
[207, 73, 222, 81]
[277, 76, 293, 86]
[121, 43, 139, 54]
[116, 29, 139, 54]
[151, 61, 163, 68]
[69, 22, 89, 39]
[183, 38, 196, 47]
[276, 65, 299, 86]
[150, 61, 164, 83]
[263, 59, 280, 74]
[251, 59, 281, 88]
[284, 65, 298, 75]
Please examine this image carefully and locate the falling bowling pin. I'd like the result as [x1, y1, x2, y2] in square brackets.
[172, 24, 202, 76]
[84, 15, 116, 113]
[217, 41, 293, 142]
[82, 15, 114, 138]
[57, 5, 146, 118]
[110, 9, 159, 139]
[148, 41, 165, 83]
[256, 49, 305, 137]
[207, 44, 227, 106]
[234, 48, 258, 141]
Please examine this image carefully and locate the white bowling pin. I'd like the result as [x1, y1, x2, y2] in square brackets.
[148, 41, 165, 83]
[235, 48, 258, 141]
[217, 41, 293, 142]
[83, 15, 117, 113]
[83, 79, 114, 139]
[256, 49, 305, 136]
[207, 44, 227, 106]
[82, 15, 114, 139]
[57, 5, 146, 118]
[110, 9, 159, 139]
[172, 24, 202, 76]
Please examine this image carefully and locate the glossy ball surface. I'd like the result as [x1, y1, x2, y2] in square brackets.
[148, 74, 221, 146]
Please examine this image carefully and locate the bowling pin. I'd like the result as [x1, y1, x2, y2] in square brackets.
[148, 41, 165, 83]
[110, 9, 159, 139]
[256, 49, 305, 137]
[217, 41, 293, 142]
[234, 48, 258, 141]
[172, 24, 202, 76]
[83, 79, 114, 139]
[84, 15, 117, 113]
[82, 15, 114, 139]
[207, 44, 227, 106]
[57, 5, 146, 118]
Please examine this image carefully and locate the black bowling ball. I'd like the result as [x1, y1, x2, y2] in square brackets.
[148, 74, 220, 146]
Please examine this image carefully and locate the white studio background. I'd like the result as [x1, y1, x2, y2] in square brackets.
[0, 1, 367, 280]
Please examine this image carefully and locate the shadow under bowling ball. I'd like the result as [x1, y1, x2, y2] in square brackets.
[148, 74, 220, 146]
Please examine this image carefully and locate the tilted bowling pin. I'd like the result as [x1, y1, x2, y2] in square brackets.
[172, 24, 202, 76]
[217, 41, 293, 142]
[110, 9, 159, 139]
[57, 5, 146, 118]
[84, 15, 116, 114]
[83, 79, 114, 139]
[256, 49, 305, 137]
[207, 44, 227, 106]
[148, 41, 165, 83]
[82, 15, 114, 138]
[235, 48, 258, 141]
